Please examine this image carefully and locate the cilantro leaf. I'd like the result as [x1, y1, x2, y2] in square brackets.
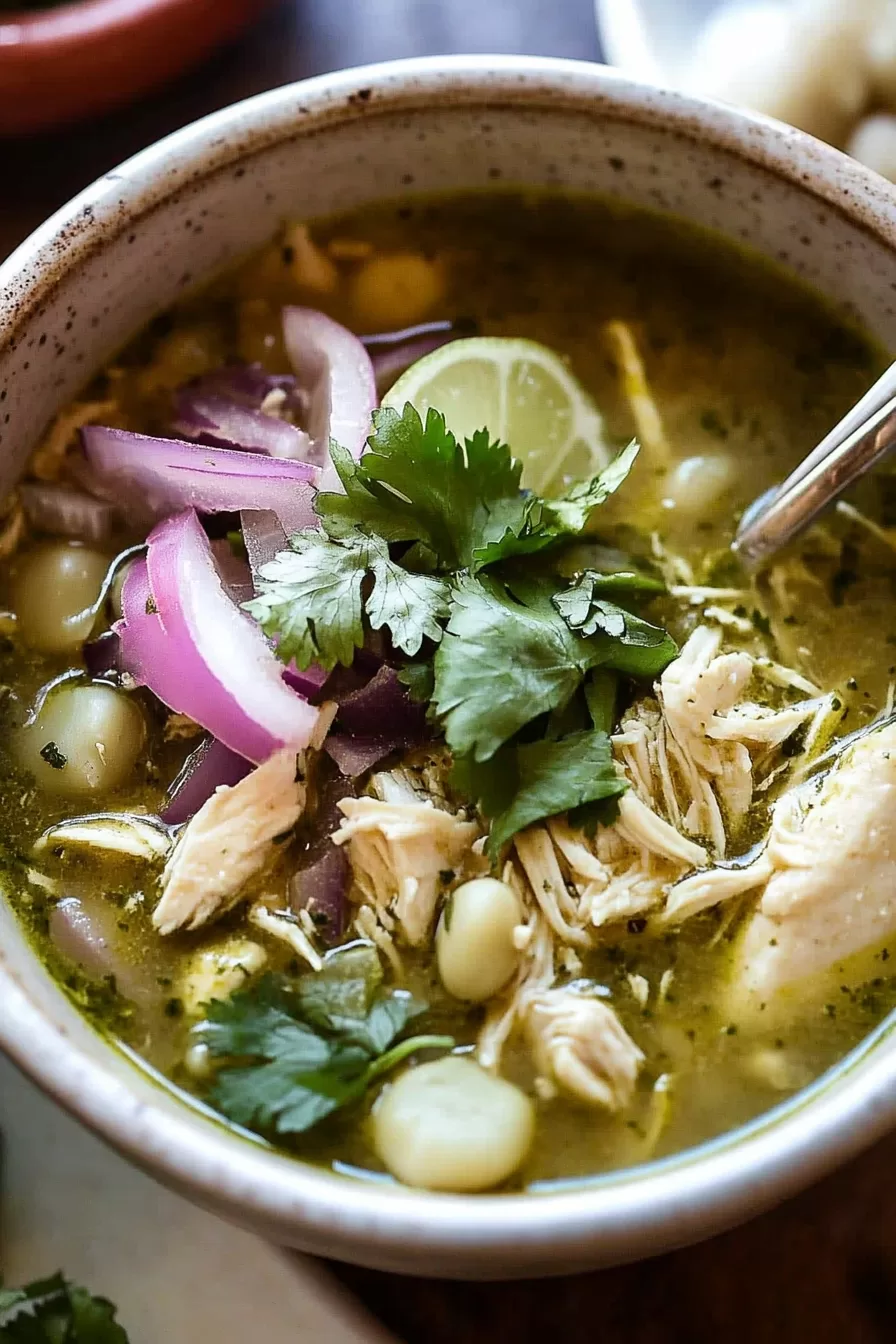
[553, 573, 677, 678]
[542, 439, 639, 533]
[316, 405, 523, 570]
[0, 1274, 128, 1343]
[366, 546, 451, 657]
[455, 729, 628, 858]
[470, 440, 640, 569]
[245, 528, 450, 669]
[432, 575, 609, 762]
[245, 529, 368, 670]
[200, 961, 451, 1138]
[398, 661, 435, 704]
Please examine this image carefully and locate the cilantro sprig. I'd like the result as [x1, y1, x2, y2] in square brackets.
[199, 945, 452, 1137]
[0, 1274, 128, 1343]
[245, 402, 677, 852]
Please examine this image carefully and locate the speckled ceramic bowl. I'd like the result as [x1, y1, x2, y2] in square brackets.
[2, 56, 896, 1279]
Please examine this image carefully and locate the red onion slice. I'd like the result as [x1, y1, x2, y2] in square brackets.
[172, 389, 314, 461]
[335, 665, 426, 738]
[289, 843, 349, 945]
[282, 307, 377, 488]
[20, 481, 119, 543]
[361, 319, 471, 394]
[162, 735, 252, 825]
[324, 733, 399, 776]
[241, 508, 288, 582]
[116, 510, 321, 762]
[81, 427, 319, 525]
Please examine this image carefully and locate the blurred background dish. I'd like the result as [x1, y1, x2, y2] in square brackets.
[0, 0, 272, 136]
[595, 0, 896, 184]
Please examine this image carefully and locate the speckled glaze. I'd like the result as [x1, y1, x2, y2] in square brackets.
[2, 57, 896, 1279]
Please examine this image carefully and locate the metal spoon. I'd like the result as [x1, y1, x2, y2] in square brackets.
[733, 361, 896, 568]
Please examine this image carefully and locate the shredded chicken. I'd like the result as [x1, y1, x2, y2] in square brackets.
[525, 986, 644, 1110]
[604, 320, 670, 468]
[478, 862, 556, 1072]
[732, 720, 896, 997]
[616, 626, 827, 858]
[153, 748, 305, 935]
[248, 903, 322, 971]
[333, 792, 481, 946]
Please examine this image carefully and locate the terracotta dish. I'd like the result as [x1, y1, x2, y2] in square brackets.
[0, 0, 267, 135]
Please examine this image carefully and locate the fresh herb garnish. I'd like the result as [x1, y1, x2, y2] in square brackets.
[245, 403, 677, 852]
[0, 1273, 128, 1343]
[199, 945, 452, 1137]
[245, 529, 449, 669]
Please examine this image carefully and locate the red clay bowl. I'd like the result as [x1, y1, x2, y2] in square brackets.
[0, 0, 269, 135]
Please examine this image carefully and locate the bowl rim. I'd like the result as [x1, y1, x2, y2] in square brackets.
[3, 53, 896, 1271]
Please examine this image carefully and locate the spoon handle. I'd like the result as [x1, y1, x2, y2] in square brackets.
[733, 390, 896, 566]
[781, 359, 896, 495]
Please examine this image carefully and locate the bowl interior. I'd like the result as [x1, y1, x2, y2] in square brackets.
[2, 59, 896, 1276]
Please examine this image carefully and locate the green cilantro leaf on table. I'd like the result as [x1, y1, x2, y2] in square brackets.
[0, 1273, 128, 1343]
[245, 529, 450, 668]
[200, 949, 452, 1138]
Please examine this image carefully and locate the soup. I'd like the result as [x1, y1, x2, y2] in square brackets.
[1, 190, 893, 1192]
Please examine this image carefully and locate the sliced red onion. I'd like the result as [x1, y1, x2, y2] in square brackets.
[284, 662, 329, 700]
[335, 665, 426, 738]
[241, 508, 287, 581]
[361, 319, 470, 393]
[81, 427, 319, 526]
[162, 735, 252, 825]
[288, 843, 349, 945]
[50, 894, 162, 1009]
[115, 509, 321, 763]
[83, 630, 121, 677]
[20, 480, 119, 543]
[324, 733, 399, 776]
[189, 363, 305, 409]
[209, 538, 254, 605]
[282, 307, 377, 487]
[172, 389, 313, 461]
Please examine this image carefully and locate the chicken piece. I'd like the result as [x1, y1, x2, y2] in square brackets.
[181, 938, 267, 1016]
[662, 855, 772, 925]
[525, 987, 644, 1110]
[153, 748, 305, 935]
[514, 826, 590, 947]
[248, 903, 322, 971]
[733, 721, 896, 997]
[332, 796, 480, 946]
[617, 627, 828, 857]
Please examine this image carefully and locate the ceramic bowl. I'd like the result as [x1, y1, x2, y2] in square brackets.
[0, 0, 268, 135]
[2, 56, 896, 1279]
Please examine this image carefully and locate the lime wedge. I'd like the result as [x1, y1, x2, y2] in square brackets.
[381, 337, 611, 495]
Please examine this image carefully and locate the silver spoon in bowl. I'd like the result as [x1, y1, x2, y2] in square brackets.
[733, 360, 896, 568]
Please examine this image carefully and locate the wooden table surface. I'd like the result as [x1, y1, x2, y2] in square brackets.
[2, 3, 895, 1339]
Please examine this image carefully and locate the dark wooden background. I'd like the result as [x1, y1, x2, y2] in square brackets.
[3, 2, 896, 1338]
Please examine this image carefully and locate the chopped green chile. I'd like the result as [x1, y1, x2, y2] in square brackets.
[1, 190, 895, 1193]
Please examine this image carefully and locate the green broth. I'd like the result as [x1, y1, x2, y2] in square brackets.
[1, 189, 894, 1189]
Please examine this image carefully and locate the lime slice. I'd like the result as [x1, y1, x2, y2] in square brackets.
[381, 337, 611, 495]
